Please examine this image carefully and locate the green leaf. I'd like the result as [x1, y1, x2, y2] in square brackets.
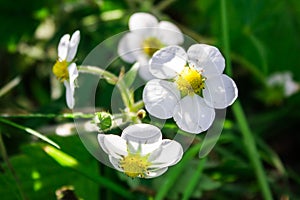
[0, 118, 60, 149]
[43, 145, 133, 199]
[43, 145, 78, 168]
[0, 142, 98, 200]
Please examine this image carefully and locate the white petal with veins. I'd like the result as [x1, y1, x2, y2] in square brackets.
[98, 134, 128, 159]
[58, 34, 70, 61]
[203, 74, 238, 109]
[66, 30, 80, 62]
[173, 95, 215, 134]
[150, 45, 187, 79]
[187, 44, 225, 78]
[143, 79, 180, 119]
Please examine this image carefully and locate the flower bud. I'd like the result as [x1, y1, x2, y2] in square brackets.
[94, 112, 112, 130]
[137, 109, 146, 120]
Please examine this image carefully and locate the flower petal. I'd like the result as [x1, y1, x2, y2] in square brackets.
[284, 79, 299, 97]
[98, 134, 128, 159]
[129, 12, 158, 31]
[64, 80, 75, 109]
[138, 62, 156, 81]
[145, 167, 168, 178]
[68, 63, 79, 84]
[148, 139, 183, 168]
[109, 156, 124, 172]
[121, 124, 162, 143]
[149, 45, 187, 79]
[203, 74, 238, 109]
[66, 30, 80, 62]
[173, 95, 215, 134]
[58, 34, 70, 60]
[158, 21, 184, 45]
[143, 79, 181, 119]
[118, 32, 144, 63]
[187, 44, 225, 78]
[121, 124, 162, 155]
[63, 63, 78, 109]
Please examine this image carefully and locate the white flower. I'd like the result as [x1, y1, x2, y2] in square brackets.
[98, 124, 183, 178]
[267, 71, 299, 97]
[143, 45, 238, 134]
[53, 30, 80, 109]
[118, 12, 184, 80]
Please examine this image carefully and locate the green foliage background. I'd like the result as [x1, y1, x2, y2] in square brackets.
[0, 0, 300, 199]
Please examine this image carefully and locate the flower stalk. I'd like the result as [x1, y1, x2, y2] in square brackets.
[220, 0, 273, 199]
[77, 65, 136, 111]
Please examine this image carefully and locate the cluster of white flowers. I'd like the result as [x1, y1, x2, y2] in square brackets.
[53, 12, 239, 178]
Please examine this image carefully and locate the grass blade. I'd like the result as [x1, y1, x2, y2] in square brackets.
[155, 144, 201, 200]
[0, 118, 60, 149]
[182, 157, 206, 200]
[220, 1, 273, 199]
[0, 76, 21, 98]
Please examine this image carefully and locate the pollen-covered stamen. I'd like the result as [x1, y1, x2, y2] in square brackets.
[176, 66, 206, 95]
[142, 37, 164, 57]
[52, 60, 69, 82]
[119, 152, 151, 178]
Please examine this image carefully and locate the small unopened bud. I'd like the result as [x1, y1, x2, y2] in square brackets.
[56, 186, 79, 200]
[137, 109, 146, 120]
[94, 112, 112, 130]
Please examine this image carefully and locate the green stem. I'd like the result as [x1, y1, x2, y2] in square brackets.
[117, 77, 134, 110]
[233, 103, 273, 199]
[78, 65, 134, 111]
[177, 23, 215, 44]
[0, 133, 27, 200]
[248, 34, 268, 75]
[0, 111, 138, 134]
[77, 65, 118, 84]
[131, 100, 144, 112]
[155, 144, 201, 200]
[0, 118, 60, 149]
[155, 0, 176, 11]
[182, 157, 206, 200]
[0, 76, 21, 98]
[220, 1, 273, 199]
[0, 113, 94, 119]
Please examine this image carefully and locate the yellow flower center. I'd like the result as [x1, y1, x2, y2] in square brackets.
[142, 37, 164, 57]
[176, 66, 206, 95]
[119, 152, 151, 178]
[52, 60, 69, 82]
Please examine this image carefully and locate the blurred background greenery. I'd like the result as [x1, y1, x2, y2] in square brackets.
[0, 0, 300, 199]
